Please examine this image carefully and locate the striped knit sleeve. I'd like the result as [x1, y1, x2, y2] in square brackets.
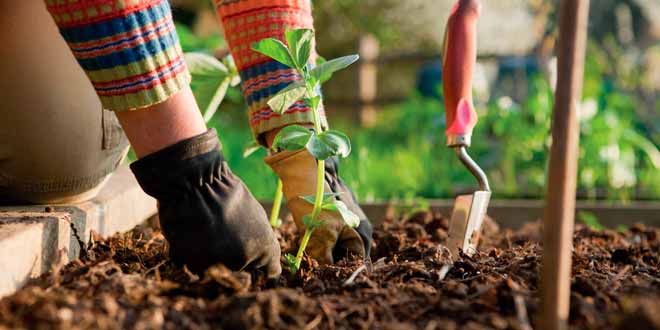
[215, 0, 328, 137]
[45, 0, 190, 111]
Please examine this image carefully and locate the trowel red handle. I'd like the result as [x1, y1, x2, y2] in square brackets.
[442, 0, 480, 146]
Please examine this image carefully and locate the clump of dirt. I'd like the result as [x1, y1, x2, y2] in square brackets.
[0, 212, 658, 330]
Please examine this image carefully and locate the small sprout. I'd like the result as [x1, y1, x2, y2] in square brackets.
[284, 253, 299, 273]
[252, 28, 360, 273]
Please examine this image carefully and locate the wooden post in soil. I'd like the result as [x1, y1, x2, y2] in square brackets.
[539, 1, 590, 330]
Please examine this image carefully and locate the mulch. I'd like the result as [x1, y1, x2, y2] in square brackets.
[1, 210, 658, 330]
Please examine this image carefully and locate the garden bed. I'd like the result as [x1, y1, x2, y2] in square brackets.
[0, 212, 658, 330]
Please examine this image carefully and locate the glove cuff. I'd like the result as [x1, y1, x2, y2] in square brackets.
[130, 129, 223, 200]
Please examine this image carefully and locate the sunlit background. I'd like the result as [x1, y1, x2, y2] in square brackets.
[166, 0, 660, 202]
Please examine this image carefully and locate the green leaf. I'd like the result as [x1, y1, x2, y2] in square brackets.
[285, 29, 314, 69]
[301, 195, 315, 204]
[222, 55, 241, 87]
[184, 53, 232, 122]
[176, 24, 202, 52]
[310, 55, 359, 84]
[284, 253, 298, 273]
[301, 192, 343, 205]
[303, 96, 322, 111]
[302, 214, 323, 229]
[242, 140, 262, 158]
[204, 81, 231, 123]
[184, 52, 229, 78]
[317, 130, 352, 158]
[273, 125, 312, 151]
[267, 82, 307, 114]
[306, 134, 335, 160]
[323, 192, 344, 203]
[251, 38, 296, 68]
[322, 201, 360, 228]
[304, 130, 352, 160]
[302, 214, 314, 227]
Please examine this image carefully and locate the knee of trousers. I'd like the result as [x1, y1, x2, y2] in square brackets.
[0, 1, 129, 204]
[0, 109, 130, 204]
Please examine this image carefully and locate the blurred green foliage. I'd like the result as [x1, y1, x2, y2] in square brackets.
[176, 24, 224, 52]
[336, 65, 660, 201]
[577, 211, 604, 231]
[174, 20, 660, 202]
[204, 66, 660, 202]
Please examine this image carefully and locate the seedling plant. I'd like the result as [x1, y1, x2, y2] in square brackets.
[252, 29, 361, 273]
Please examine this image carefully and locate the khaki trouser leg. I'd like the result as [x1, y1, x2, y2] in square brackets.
[0, 0, 129, 204]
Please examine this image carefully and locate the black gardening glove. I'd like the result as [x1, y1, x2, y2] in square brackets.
[324, 156, 373, 260]
[130, 129, 281, 278]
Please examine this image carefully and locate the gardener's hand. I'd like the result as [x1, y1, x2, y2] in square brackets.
[131, 129, 281, 278]
[267, 150, 373, 264]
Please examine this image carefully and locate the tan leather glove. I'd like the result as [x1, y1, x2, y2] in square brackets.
[266, 149, 372, 264]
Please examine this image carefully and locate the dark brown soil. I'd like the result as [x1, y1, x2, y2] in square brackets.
[1, 211, 658, 330]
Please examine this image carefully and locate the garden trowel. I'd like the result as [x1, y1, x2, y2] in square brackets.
[442, 0, 491, 259]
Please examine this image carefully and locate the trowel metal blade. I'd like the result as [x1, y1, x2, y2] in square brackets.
[447, 190, 491, 259]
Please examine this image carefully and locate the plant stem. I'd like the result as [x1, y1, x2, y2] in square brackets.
[293, 76, 326, 270]
[269, 179, 284, 227]
[311, 159, 325, 220]
[295, 228, 314, 268]
[203, 79, 230, 123]
[294, 149, 325, 269]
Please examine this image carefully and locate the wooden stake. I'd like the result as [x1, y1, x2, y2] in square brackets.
[540, 1, 590, 330]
